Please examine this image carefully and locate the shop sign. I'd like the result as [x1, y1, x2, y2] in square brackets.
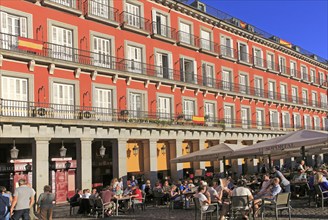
[0, 164, 14, 172]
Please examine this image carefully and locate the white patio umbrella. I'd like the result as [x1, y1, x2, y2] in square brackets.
[232, 130, 328, 158]
[170, 143, 245, 163]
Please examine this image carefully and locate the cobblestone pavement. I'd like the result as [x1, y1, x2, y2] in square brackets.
[52, 199, 328, 220]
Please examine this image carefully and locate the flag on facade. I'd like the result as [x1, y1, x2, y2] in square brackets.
[279, 39, 292, 48]
[18, 37, 43, 53]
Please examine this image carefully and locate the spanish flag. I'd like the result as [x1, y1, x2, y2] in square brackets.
[192, 116, 205, 125]
[18, 37, 43, 53]
[279, 39, 292, 48]
[240, 21, 246, 29]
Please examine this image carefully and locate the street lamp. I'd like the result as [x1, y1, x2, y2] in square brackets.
[133, 144, 139, 156]
[160, 144, 167, 155]
[99, 140, 106, 158]
[59, 140, 67, 158]
[10, 139, 19, 159]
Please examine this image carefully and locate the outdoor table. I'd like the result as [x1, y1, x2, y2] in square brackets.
[79, 198, 91, 214]
[183, 191, 195, 209]
[115, 196, 131, 216]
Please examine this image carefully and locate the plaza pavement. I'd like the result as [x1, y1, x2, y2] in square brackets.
[52, 199, 328, 220]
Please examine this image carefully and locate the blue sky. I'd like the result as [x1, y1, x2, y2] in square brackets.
[196, 0, 328, 59]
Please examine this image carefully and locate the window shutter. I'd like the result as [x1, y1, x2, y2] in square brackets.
[19, 17, 27, 37]
[152, 10, 157, 33]
[193, 60, 197, 84]
[202, 63, 207, 86]
[0, 12, 8, 33]
[1, 76, 8, 99]
[180, 58, 185, 82]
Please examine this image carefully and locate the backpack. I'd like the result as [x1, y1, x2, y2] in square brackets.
[0, 195, 10, 218]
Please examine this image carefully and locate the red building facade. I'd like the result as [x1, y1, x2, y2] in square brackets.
[0, 0, 327, 201]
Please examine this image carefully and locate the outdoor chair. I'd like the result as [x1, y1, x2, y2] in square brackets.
[132, 192, 146, 212]
[153, 188, 165, 206]
[193, 197, 218, 220]
[305, 183, 316, 206]
[229, 195, 250, 220]
[67, 197, 79, 216]
[92, 198, 106, 218]
[168, 194, 183, 210]
[314, 184, 328, 209]
[261, 192, 291, 220]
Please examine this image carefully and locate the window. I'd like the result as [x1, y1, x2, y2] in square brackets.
[180, 58, 197, 84]
[254, 77, 263, 97]
[266, 53, 274, 70]
[311, 92, 317, 107]
[239, 74, 248, 94]
[1, 76, 28, 116]
[293, 114, 301, 129]
[53, 82, 75, 119]
[94, 87, 113, 121]
[0, 11, 27, 49]
[279, 56, 286, 74]
[320, 93, 327, 108]
[129, 92, 144, 118]
[179, 22, 191, 45]
[302, 89, 308, 105]
[268, 81, 276, 99]
[200, 29, 211, 51]
[256, 109, 264, 129]
[323, 117, 328, 131]
[125, 2, 141, 28]
[50, 0, 75, 7]
[241, 107, 250, 129]
[152, 10, 169, 37]
[127, 45, 142, 73]
[220, 35, 233, 58]
[310, 69, 316, 83]
[290, 61, 297, 77]
[51, 26, 73, 61]
[204, 102, 215, 122]
[301, 65, 308, 81]
[238, 42, 248, 62]
[319, 72, 325, 85]
[93, 36, 112, 68]
[202, 63, 214, 87]
[253, 48, 263, 67]
[90, 0, 112, 20]
[282, 112, 290, 130]
[155, 52, 171, 79]
[157, 96, 171, 119]
[292, 87, 298, 103]
[222, 69, 232, 91]
[314, 117, 320, 130]
[224, 105, 234, 128]
[269, 110, 279, 130]
[304, 115, 311, 129]
[183, 99, 195, 120]
[280, 84, 287, 101]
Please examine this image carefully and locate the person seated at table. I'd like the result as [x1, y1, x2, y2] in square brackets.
[254, 173, 271, 198]
[169, 185, 181, 201]
[207, 181, 221, 204]
[195, 185, 216, 214]
[231, 179, 253, 219]
[152, 181, 165, 205]
[82, 189, 91, 199]
[100, 186, 116, 216]
[272, 166, 290, 193]
[69, 189, 82, 206]
[89, 188, 99, 200]
[115, 184, 123, 197]
[123, 183, 133, 196]
[162, 181, 171, 203]
[130, 184, 143, 205]
[315, 172, 328, 197]
[178, 180, 189, 194]
[111, 178, 119, 193]
[142, 180, 153, 203]
[227, 176, 235, 190]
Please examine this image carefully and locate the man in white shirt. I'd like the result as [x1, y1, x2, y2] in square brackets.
[231, 179, 253, 219]
[196, 185, 216, 212]
[207, 182, 220, 203]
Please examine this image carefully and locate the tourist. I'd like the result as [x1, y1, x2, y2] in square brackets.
[89, 188, 99, 200]
[272, 166, 290, 192]
[255, 173, 271, 198]
[10, 179, 35, 220]
[315, 172, 328, 197]
[231, 179, 253, 219]
[82, 189, 91, 199]
[37, 185, 55, 220]
[100, 186, 116, 216]
[0, 186, 10, 220]
[196, 185, 216, 213]
[207, 181, 220, 203]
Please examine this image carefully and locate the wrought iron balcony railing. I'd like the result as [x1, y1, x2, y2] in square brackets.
[151, 22, 177, 40]
[2, 98, 326, 131]
[44, 0, 81, 10]
[199, 38, 218, 54]
[84, 0, 119, 23]
[0, 32, 326, 111]
[177, 31, 199, 48]
[120, 11, 151, 32]
[219, 45, 237, 59]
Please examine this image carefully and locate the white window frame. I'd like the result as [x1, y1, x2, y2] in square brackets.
[182, 97, 197, 120]
[124, 0, 144, 29]
[256, 108, 265, 130]
[254, 76, 263, 97]
[269, 110, 279, 130]
[304, 114, 312, 129]
[268, 80, 276, 99]
[178, 19, 193, 45]
[202, 61, 215, 87]
[200, 28, 212, 51]
[266, 52, 275, 70]
[239, 72, 249, 94]
[90, 31, 115, 69]
[127, 88, 148, 118]
[204, 101, 216, 123]
[124, 40, 146, 74]
[319, 71, 325, 85]
[92, 83, 117, 121]
[293, 113, 301, 129]
[180, 55, 197, 84]
[222, 67, 233, 91]
[302, 89, 308, 105]
[240, 106, 250, 129]
[291, 86, 298, 104]
[310, 68, 316, 83]
[237, 41, 249, 62]
[253, 47, 263, 67]
[157, 94, 173, 120]
[220, 34, 233, 58]
[154, 48, 173, 79]
[151, 9, 170, 38]
[280, 83, 287, 102]
[278, 55, 286, 74]
[224, 104, 235, 128]
[313, 116, 320, 130]
[281, 111, 290, 130]
[301, 65, 308, 81]
[290, 60, 297, 77]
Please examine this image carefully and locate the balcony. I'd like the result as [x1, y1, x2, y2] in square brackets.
[177, 31, 199, 50]
[199, 38, 218, 56]
[120, 11, 151, 35]
[41, 0, 82, 15]
[301, 72, 309, 82]
[84, 0, 119, 26]
[237, 51, 252, 66]
[266, 61, 279, 74]
[287, 67, 301, 79]
[219, 45, 237, 61]
[151, 22, 176, 43]
[278, 64, 289, 77]
[1, 32, 327, 112]
[253, 56, 266, 70]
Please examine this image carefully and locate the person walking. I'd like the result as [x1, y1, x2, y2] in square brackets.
[10, 179, 35, 220]
[0, 186, 10, 220]
[37, 185, 55, 220]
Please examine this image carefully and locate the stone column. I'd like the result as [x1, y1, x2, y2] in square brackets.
[143, 139, 158, 185]
[212, 140, 221, 172]
[76, 138, 93, 190]
[112, 138, 128, 183]
[198, 139, 206, 170]
[169, 139, 183, 181]
[316, 153, 324, 167]
[32, 137, 50, 199]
